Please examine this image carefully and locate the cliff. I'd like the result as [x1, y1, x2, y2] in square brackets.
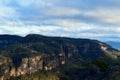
[0, 34, 119, 80]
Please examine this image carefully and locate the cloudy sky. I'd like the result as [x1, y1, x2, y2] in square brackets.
[0, 0, 120, 42]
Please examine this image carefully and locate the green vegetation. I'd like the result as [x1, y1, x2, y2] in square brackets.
[114, 56, 120, 66]
[8, 70, 60, 80]
[92, 58, 110, 72]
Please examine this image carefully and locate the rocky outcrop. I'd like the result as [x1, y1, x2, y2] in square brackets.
[0, 56, 43, 80]
[0, 54, 65, 80]
[15, 56, 43, 76]
[0, 56, 12, 80]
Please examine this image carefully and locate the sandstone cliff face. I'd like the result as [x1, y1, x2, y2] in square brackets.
[0, 55, 64, 80]
[0, 56, 43, 80]
[15, 56, 43, 76]
[0, 56, 12, 80]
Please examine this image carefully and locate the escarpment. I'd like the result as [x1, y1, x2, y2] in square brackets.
[0, 54, 65, 80]
[0, 55, 43, 80]
[0, 34, 120, 80]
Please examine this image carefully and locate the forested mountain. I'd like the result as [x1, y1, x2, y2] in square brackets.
[0, 34, 120, 80]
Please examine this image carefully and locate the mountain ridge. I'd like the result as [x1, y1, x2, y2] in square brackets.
[0, 34, 120, 80]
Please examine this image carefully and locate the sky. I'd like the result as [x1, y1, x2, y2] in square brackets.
[0, 0, 120, 42]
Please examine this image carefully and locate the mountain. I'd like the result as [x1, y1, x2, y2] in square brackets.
[107, 41, 120, 50]
[0, 34, 120, 80]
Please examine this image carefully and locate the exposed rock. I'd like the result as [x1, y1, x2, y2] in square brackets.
[61, 60, 65, 64]
[0, 54, 64, 79]
[101, 46, 108, 51]
[0, 55, 43, 79]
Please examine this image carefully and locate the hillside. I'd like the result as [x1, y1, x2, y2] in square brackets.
[0, 34, 120, 80]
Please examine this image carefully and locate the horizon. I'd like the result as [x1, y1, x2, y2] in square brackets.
[0, 34, 120, 44]
[0, 0, 120, 42]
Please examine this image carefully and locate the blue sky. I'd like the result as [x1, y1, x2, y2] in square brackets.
[0, 0, 120, 42]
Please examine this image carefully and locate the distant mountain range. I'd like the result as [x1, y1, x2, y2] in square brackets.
[0, 34, 120, 80]
[106, 41, 120, 50]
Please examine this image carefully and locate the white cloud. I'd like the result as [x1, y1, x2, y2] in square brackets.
[0, 19, 119, 42]
[0, 24, 61, 36]
[84, 8, 120, 25]
[0, 4, 19, 26]
[34, 0, 53, 7]
[0, 6, 18, 18]
[45, 7, 81, 16]
[43, 19, 92, 31]
[15, 0, 53, 7]
[42, 19, 120, 41]
[43, 18, 120, 34]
